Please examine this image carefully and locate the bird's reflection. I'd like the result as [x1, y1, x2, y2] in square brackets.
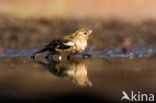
[35, 59, 92, 87]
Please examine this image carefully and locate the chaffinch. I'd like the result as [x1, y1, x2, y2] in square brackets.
[31, 29, 92, 59]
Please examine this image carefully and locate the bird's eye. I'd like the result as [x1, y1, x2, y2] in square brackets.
[84, 32, 87, 35]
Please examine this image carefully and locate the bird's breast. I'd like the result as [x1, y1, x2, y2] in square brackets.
[74, 40, 87, 50]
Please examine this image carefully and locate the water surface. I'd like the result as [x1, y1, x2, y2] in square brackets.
[0, 47, 156, 102]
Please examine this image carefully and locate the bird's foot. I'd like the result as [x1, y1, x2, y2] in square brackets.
[67, 56, 70, 60]
[30, 55, 35, 59]
[45, 55, 54, 60]
[45, 55, 49, 59]
[45, 55, 50, 59]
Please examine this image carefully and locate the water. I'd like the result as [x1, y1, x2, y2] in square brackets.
[1, 47, 156, 58]
[0, 47, 156, 102]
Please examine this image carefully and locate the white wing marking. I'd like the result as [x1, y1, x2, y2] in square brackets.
[63, 41, 74, 46]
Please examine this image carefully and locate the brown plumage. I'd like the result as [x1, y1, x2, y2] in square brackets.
[31, 29, 92, 59]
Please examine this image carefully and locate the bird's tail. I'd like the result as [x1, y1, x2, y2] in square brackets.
[30, 47, 49, 59]
[34, 47, 49, 55]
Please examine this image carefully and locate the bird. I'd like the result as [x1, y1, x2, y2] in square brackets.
[31, 29, 93, 59]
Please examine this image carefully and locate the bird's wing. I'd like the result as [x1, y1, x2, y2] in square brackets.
[62, 41, 74, 46]
[44, 38, 74, 50]
[59, 38, 75, 49]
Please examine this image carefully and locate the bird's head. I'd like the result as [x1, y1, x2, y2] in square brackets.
[71, 29, 93, 40]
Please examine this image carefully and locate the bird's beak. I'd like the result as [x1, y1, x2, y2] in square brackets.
[88, 30, 93, 35]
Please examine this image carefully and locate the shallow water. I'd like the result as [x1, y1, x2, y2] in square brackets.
[0, 47, 156, 102]
[1, 47, 156, 58]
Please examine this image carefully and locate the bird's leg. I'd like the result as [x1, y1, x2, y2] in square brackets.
[45, 53, 53, 59]
[30, 54, 36, 59]
[67, 56, 71, 60]
[44, 52, 57, 59]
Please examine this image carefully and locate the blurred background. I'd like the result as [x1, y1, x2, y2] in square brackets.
[1, 0, 156, 20]
[0, 0, 156, 49]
